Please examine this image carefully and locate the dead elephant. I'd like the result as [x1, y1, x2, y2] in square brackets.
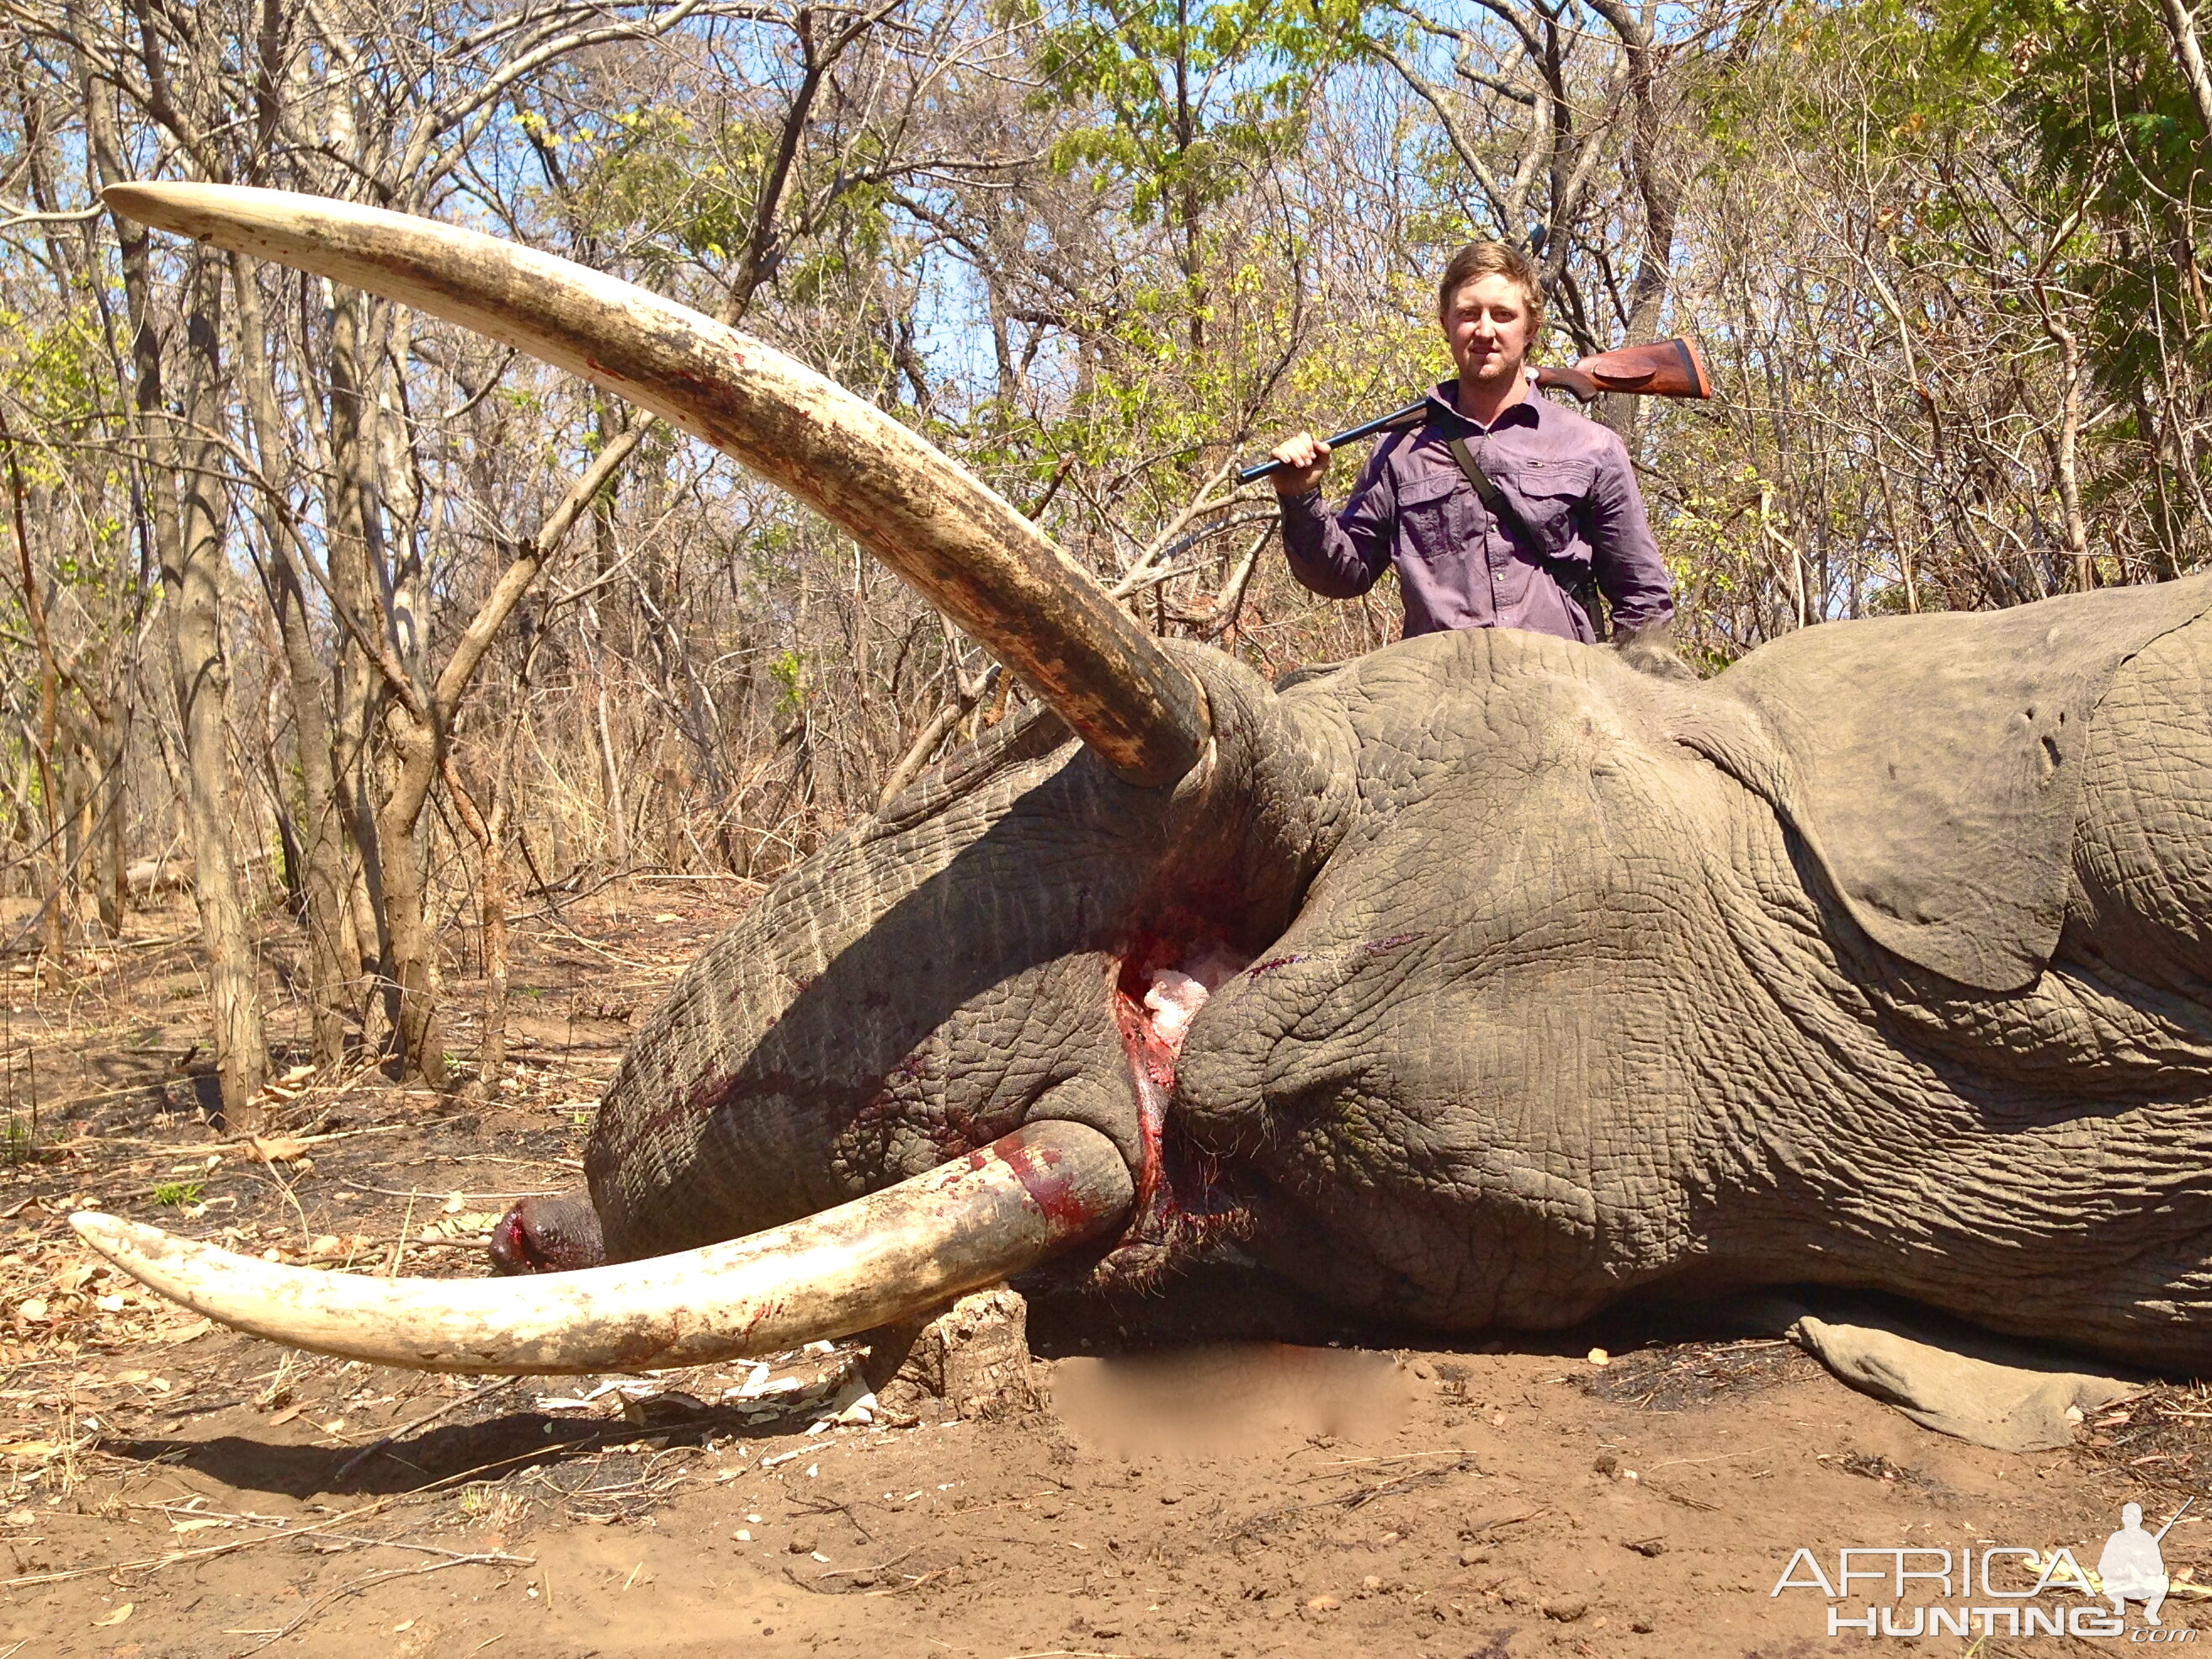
[74, 184, 2212, 1383]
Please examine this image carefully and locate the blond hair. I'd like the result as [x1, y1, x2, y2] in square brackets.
[1437, 242, 1546, 339]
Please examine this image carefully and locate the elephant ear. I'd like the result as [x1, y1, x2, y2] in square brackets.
[1686, 575, 2212, 992]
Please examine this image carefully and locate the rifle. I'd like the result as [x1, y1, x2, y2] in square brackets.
[1237, 337, 1714, 485]
[2155, 1497, 2195, 1545]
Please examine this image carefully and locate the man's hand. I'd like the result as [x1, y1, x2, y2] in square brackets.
[1268, 431, 1331, 497]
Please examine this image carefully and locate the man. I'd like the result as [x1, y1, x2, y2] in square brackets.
[1268, 242, 1674, 649]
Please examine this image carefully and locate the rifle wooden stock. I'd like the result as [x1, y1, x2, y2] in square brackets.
[1536, 337, 1712, 402]
[1240, 337, 1711, 483]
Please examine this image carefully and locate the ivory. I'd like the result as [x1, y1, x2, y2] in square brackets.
[101, 182, 1208, 788]
[70, 1122, 1133, 1375]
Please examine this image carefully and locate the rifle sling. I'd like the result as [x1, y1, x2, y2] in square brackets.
[1442, 433, 1605, 638]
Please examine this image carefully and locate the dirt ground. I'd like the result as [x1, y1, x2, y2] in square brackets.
[0, 880, 2208, 1657]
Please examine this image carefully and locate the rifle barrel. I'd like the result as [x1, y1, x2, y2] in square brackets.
[2155, 1497, 2195, 1543]
[1236, 399, 1430, 485]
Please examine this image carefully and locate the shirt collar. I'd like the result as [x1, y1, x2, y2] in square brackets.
[1429, 377, 1549, 434]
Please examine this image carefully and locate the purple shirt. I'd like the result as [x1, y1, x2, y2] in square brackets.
[1279, 381, 1673, 642]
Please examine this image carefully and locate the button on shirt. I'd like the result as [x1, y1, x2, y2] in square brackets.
[1278, 381, 1673, 643]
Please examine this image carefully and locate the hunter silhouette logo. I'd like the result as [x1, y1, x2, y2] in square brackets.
[1770, 1498, 2199, 1640]
[2099, 1500, 2188, 1626]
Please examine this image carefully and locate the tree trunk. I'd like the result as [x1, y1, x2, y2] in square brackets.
[376, 705, 447, 1087]
[2156, 0, 2212, 136]
[88, 68, 266, 1125]
[90, 703, 126, 936]
[1601, 8, 1682, 449]
[371, 424, 651, 1085]
[0, 408, 69, 985]
[2038, 295, 2092, 589]
[593, 660, 630, 867]
[2134, 386, 2185, 581]
[443, 755, 508, 1097]
[231, 256, 358, 1064]
[479, 789, 510, 1095]
[322, 284, 396, 1051]
[161, 247, 268, 1125]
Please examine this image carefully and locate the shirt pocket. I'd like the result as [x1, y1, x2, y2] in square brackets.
[1491, 458, 1594, 554]
[1391, 469, 1465, 566]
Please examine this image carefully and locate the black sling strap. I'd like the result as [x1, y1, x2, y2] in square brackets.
[1443, 433, 1607, 640]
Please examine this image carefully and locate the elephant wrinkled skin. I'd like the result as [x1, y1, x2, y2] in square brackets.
[549, 576, 2212, 1371]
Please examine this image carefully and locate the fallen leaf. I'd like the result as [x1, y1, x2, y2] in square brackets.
[246, 1135, 311, 1165]
[92, 1603, 134, 1626]
[160, 1316, 214, 1344]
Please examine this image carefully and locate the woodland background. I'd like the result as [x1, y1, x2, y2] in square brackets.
[0, 0, 2204, 1120]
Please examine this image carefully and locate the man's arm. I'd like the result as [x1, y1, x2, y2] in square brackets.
[1583, 431, 1673, 634]
[1278, 442, 1397, 600]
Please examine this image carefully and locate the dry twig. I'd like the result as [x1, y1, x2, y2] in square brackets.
[235, 1550, 532, 1654]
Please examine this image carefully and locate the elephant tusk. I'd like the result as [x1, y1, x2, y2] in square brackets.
[99, 182, 1208, 789]
[69, 1122, 1132, 1375]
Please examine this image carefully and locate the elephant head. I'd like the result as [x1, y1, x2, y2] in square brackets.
[73, 187, 2212, 1378]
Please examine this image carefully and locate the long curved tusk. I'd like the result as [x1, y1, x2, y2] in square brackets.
[70, 1122, 1131, 1375]
[101, 181, 1208, 788]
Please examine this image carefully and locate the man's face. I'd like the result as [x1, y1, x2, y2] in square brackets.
[1443, 273, 1535, 391]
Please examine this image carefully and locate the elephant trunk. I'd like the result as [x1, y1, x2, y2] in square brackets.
[68, 1122, 1131, 1375]
[99, 182, 1209, 789]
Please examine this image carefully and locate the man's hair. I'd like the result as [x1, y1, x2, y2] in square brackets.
[1437, 241, 1546, 338]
